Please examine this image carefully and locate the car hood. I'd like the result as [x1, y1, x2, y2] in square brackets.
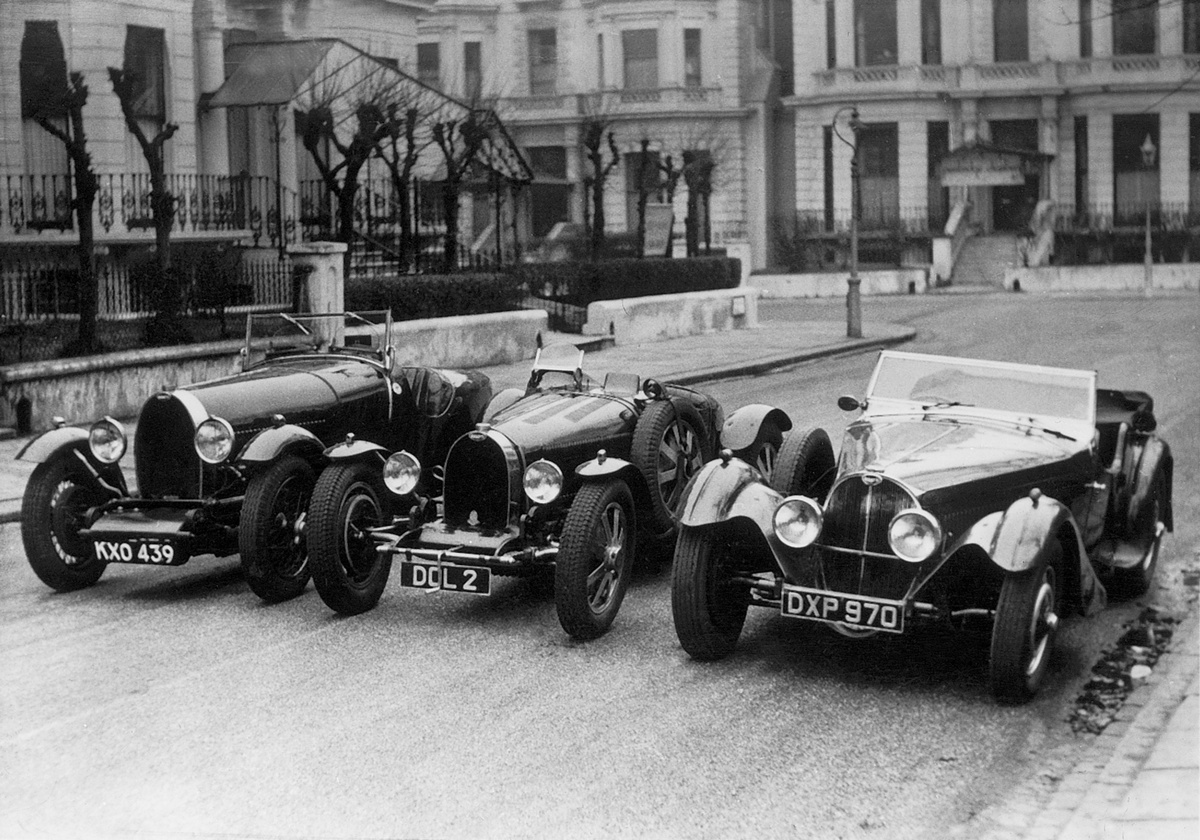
[839, 414, 1091, 494]
[488, 389, 637, 470]
[179, 357, 379, 428]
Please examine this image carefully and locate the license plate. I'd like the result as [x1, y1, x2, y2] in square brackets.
[399, 560, 491, 595]
[780, 585, 905, 634]
[93, 538, 184, 566]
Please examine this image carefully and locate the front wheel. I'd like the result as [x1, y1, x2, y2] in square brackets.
[671, 527, 749, 660]
[1111, 471, 1166, 598]
[555, 481, 635, 640]
[240, 455, 315, 603]
[21, 454, 109, 592]
[308, 462, 390, 616]
[990, 559, 1059, 704]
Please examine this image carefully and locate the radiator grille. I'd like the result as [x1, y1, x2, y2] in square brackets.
[815, 475, 920, 599]
[443, 436, 512, 530]
[135, 395, 201, 499]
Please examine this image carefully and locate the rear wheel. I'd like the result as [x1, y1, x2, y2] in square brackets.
[555, 480, 635, 640]
[632, 401, 711, 535]
[309, 462, 391, 616]
[771, 427, 836, 501]
[990, 556, 1059, 704]
[1111, 471, 1166, 598]
[671, 527, 749, 660]
[240, 456, 314, 603]
[747, 421, 784, 483]
[22, 454, 109, 592]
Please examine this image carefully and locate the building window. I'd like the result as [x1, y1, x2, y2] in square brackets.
[527, 146, 570, 238]
[1190, 114, 1199, 216]
[684, 28, 702, 88]
[1187, 1, 1200, 53]
[1075, 116, 1089, 213]
[994, 0, 1028, 62]
[464, 42, 481, 100]
[921, 0, 941, 65]
[417, 42, 440, 88]
[857, 123, 899, 229]
[1079, 0, 1093, 57]
[855, 0, 897, 66]
[826, 0, 837, 69]
[528, 29, 557, 95]
[20, 21, 67, 119]
[124, 25, 167, 120]
[927, 121, 949, 230]
[1114, 114, 1160, 225]
[1113, 0, 1157, 55]
[624, 149, 663, 231]
[622, 29, 658, 89]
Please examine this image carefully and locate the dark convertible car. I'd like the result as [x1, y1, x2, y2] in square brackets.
[19, 311, 491, 602]
[670, 350, 1173, 702]
[306, 343, 792, 640]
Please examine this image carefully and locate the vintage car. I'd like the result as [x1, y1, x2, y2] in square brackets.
[306, 343, 791, 640]
[19, 311, 491, 602]
[670, 350, 1173, 703]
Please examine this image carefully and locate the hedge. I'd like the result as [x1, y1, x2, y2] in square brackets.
[516, 256, 741, 306]
[345, 272, 526, 321]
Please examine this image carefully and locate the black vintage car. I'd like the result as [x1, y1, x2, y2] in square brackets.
[671, 350, 1173, 703]
[306, 343, 791, 640]
[19, 311, 491, 602]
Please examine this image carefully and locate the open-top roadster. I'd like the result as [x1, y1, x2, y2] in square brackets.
[307, 343, 791, 640]
[671, 350, 1173, 702]
[19, 311, 491, 602]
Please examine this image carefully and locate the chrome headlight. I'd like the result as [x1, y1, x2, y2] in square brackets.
[773, 496, 823, 548]
[88, 417, 127, 464]
[523, 459, 563, 504]
[888, 509, 943, 563]
[194, 417, 235, 465]
[383, 450, 421, 496]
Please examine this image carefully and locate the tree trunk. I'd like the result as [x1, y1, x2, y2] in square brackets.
[442, 179, 460, 273]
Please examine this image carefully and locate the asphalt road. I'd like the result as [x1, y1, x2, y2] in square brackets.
[1, 294, 1196, 840]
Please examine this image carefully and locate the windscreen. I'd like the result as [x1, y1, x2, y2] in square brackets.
[244, 311, 390, 364]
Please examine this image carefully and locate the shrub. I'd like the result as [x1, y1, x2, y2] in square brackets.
[515, 256, 740, 305]
[346, 272, 526, 320]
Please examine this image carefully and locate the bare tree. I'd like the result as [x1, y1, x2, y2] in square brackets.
[658, 153, 683, 257]
[31, 72, 100, 354]
[580, 113, 620, 259]
[109, 66, 182, 343]
[431, 110, 490, 273]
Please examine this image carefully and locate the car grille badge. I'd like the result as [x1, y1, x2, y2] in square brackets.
[861, 472, 883, 486]
[468, 510, 480, 526]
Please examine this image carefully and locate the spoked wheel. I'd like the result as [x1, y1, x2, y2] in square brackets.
[555, 480, 635, 640]
[240, 455, 314, 603]
[22, 454, 109, 592]
[633, 401, 711, 535]
[990, 557, 1059, 704]
[1111, 471, 1167, 598]
[309, 462, 391, 616]
[671, 526, 749, 660]
[749, 421, 784, 483]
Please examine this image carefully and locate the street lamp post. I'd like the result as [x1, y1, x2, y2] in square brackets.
[1140, 133, 1156, 297]
[833, 106, 863, 338]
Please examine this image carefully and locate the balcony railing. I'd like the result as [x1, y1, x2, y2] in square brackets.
[498, 87, 728, 121]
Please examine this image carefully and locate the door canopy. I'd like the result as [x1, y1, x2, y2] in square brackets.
[938, 141, 1053, 187]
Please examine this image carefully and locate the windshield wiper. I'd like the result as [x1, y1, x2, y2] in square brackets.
[921, 400, 973, 410]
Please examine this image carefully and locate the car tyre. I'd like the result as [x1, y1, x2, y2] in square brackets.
[771, 427, 836, 501]
[1111, 471, 1166, 598]
[308, 462, 391, 616]
[671, 527, 748, 660]
[21, 454, 109, 592]
[632, 400, 711, 535]
[990, 554, 1059, 704]
[555, 480, 635, 640]
[747, 420, 785, 483]
[240, 455, 314, 603]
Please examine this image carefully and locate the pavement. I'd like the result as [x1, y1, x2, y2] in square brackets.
[1, 314, 1196, 838]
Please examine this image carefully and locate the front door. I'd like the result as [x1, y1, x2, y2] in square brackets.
[992, 175, 1039, 232]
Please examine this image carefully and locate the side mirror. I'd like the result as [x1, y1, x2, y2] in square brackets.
[837, 395, 864, 412]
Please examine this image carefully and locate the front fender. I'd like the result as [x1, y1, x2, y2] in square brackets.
[718, 404, 792, 453]
[238, 425, 323, 464]
[576, 454, 636, 481]
[17, 426, 90, 463]
[324, 438, 390, 462]
[677, 457, 782, 539]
